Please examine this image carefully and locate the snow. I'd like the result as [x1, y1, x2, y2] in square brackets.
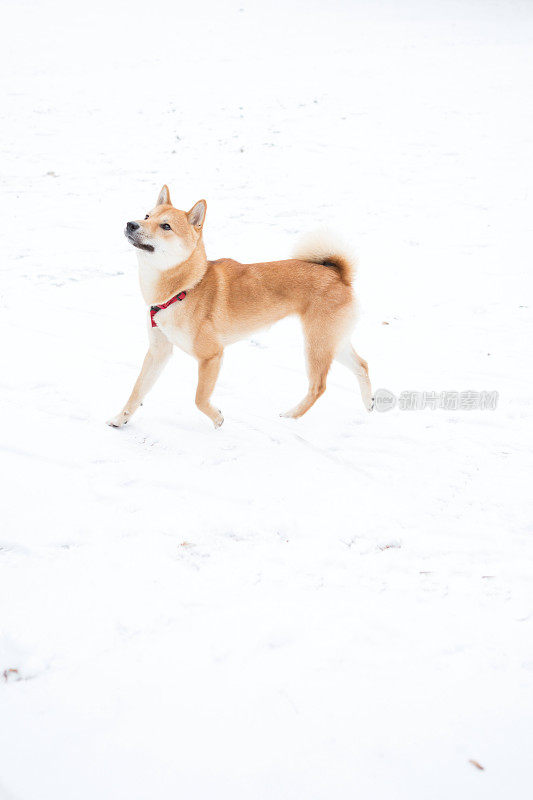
[1, 0, 532, 797]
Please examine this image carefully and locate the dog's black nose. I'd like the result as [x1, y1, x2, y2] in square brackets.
[126, 221, 139, 232]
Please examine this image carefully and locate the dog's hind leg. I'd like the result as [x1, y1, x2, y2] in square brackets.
[196, 352, 224, 428]
[335, 341, 374, 411]
[106, 329, 173, 428]
[280, 327, 335, 419]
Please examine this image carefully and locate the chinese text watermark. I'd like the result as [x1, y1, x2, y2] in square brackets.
[374, 389, 499, 413]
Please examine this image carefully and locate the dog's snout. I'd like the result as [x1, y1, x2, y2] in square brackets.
[126, 221, 140, 232]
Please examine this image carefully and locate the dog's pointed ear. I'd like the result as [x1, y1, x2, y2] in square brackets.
[187, 200, 207, 230]
[156, 185, 171, 206]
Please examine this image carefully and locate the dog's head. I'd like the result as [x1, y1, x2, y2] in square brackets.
[125, 185, 206, 268]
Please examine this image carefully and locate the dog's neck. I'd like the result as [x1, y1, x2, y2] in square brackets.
[137, 239, 208, 306]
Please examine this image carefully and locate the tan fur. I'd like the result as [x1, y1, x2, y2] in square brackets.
[107, 186, 373, 429]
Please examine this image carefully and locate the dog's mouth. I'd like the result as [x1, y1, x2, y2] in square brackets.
[124, 229, 155, 252]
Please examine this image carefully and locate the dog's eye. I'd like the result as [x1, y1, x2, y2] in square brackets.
[144, 215, 149, 220]
[160, 223, 171, 230]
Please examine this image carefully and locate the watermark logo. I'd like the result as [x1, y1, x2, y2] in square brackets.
[374, 389, 498, 412]
[374, 388, 397, 412]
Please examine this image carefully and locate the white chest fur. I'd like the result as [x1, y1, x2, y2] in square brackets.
[153, 305, 195, 355]
[137, 253, 196, 355]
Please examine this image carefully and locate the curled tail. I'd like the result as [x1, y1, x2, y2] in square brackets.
[292, 229, 356, 286]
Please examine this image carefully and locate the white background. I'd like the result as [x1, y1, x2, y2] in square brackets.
[1, 1, 532, 798]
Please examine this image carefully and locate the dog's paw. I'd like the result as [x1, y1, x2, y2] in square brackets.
[367, 396, 375, 412]
[106, 411, 130, 428]
[213, 411, 224, 429]
[279, 406, 300, 419]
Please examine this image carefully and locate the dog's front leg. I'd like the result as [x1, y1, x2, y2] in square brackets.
[107, 329, 173, 428]
[195, 352, 224, 428]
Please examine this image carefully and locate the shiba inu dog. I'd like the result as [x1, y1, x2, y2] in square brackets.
[107, 185, 373, 429]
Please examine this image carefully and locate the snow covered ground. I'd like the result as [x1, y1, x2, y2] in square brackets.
[1, 0, 532, 797]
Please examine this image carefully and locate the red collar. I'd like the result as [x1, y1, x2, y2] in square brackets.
[150, 291, 187, 327]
